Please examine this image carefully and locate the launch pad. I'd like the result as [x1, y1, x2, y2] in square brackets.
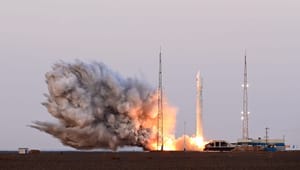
[1, 151, 300, 170]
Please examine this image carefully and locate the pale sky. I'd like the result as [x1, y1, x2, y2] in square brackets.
[0, 0, 299, 150]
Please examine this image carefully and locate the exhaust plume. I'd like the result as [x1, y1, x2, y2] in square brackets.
[32, 60, 206, 151]
[32, 60, 176, 150]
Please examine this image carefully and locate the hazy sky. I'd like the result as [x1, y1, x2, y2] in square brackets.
[0, 0, 299, 150]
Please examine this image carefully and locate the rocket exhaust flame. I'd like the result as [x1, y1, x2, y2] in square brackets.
[32, 60, 206, 151]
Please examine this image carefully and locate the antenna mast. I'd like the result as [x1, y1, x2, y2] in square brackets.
[241, 50, 249, 140]
[157, 47, 164, 151]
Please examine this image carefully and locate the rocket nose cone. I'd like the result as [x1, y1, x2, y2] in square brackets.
[196, 71, 201, 80]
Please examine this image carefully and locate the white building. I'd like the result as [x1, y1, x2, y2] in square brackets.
[18, 148, 29, 154]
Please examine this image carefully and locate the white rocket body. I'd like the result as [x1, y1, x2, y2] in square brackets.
[196, 71, 203, 138]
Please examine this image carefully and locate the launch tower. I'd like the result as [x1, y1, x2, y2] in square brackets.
[241, 52, 249, 140]
[157, 48, 164, 151]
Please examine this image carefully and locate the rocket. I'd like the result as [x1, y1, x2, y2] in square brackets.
[196, 71, 204, 138]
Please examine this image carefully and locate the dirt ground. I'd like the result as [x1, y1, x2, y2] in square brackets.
[1, 151, 300, 170]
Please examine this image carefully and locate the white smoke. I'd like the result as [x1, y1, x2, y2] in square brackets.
[31, 60, 159, 150]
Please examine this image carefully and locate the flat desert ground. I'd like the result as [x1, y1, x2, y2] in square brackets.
[1, 151, 300, 170]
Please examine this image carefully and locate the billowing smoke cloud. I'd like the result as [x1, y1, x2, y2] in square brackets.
[31, 60, 164, 150]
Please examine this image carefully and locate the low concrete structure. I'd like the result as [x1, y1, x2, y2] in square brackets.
[204, 140, 235, 151]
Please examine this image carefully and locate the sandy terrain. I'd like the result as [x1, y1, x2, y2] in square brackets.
[1, 151, 300, 170]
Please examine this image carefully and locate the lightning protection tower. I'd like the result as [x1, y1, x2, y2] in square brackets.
[241, 51, 249, 140]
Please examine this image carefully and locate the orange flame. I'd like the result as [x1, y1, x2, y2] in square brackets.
[148, 135, 207, 151]
[144, 93, 207, 151]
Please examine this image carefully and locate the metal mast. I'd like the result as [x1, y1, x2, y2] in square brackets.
[265, 127, 269, 145]
[183, 121, 186, 151]
[157, 47, 164, 151]
[241, 51, 249, 140]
